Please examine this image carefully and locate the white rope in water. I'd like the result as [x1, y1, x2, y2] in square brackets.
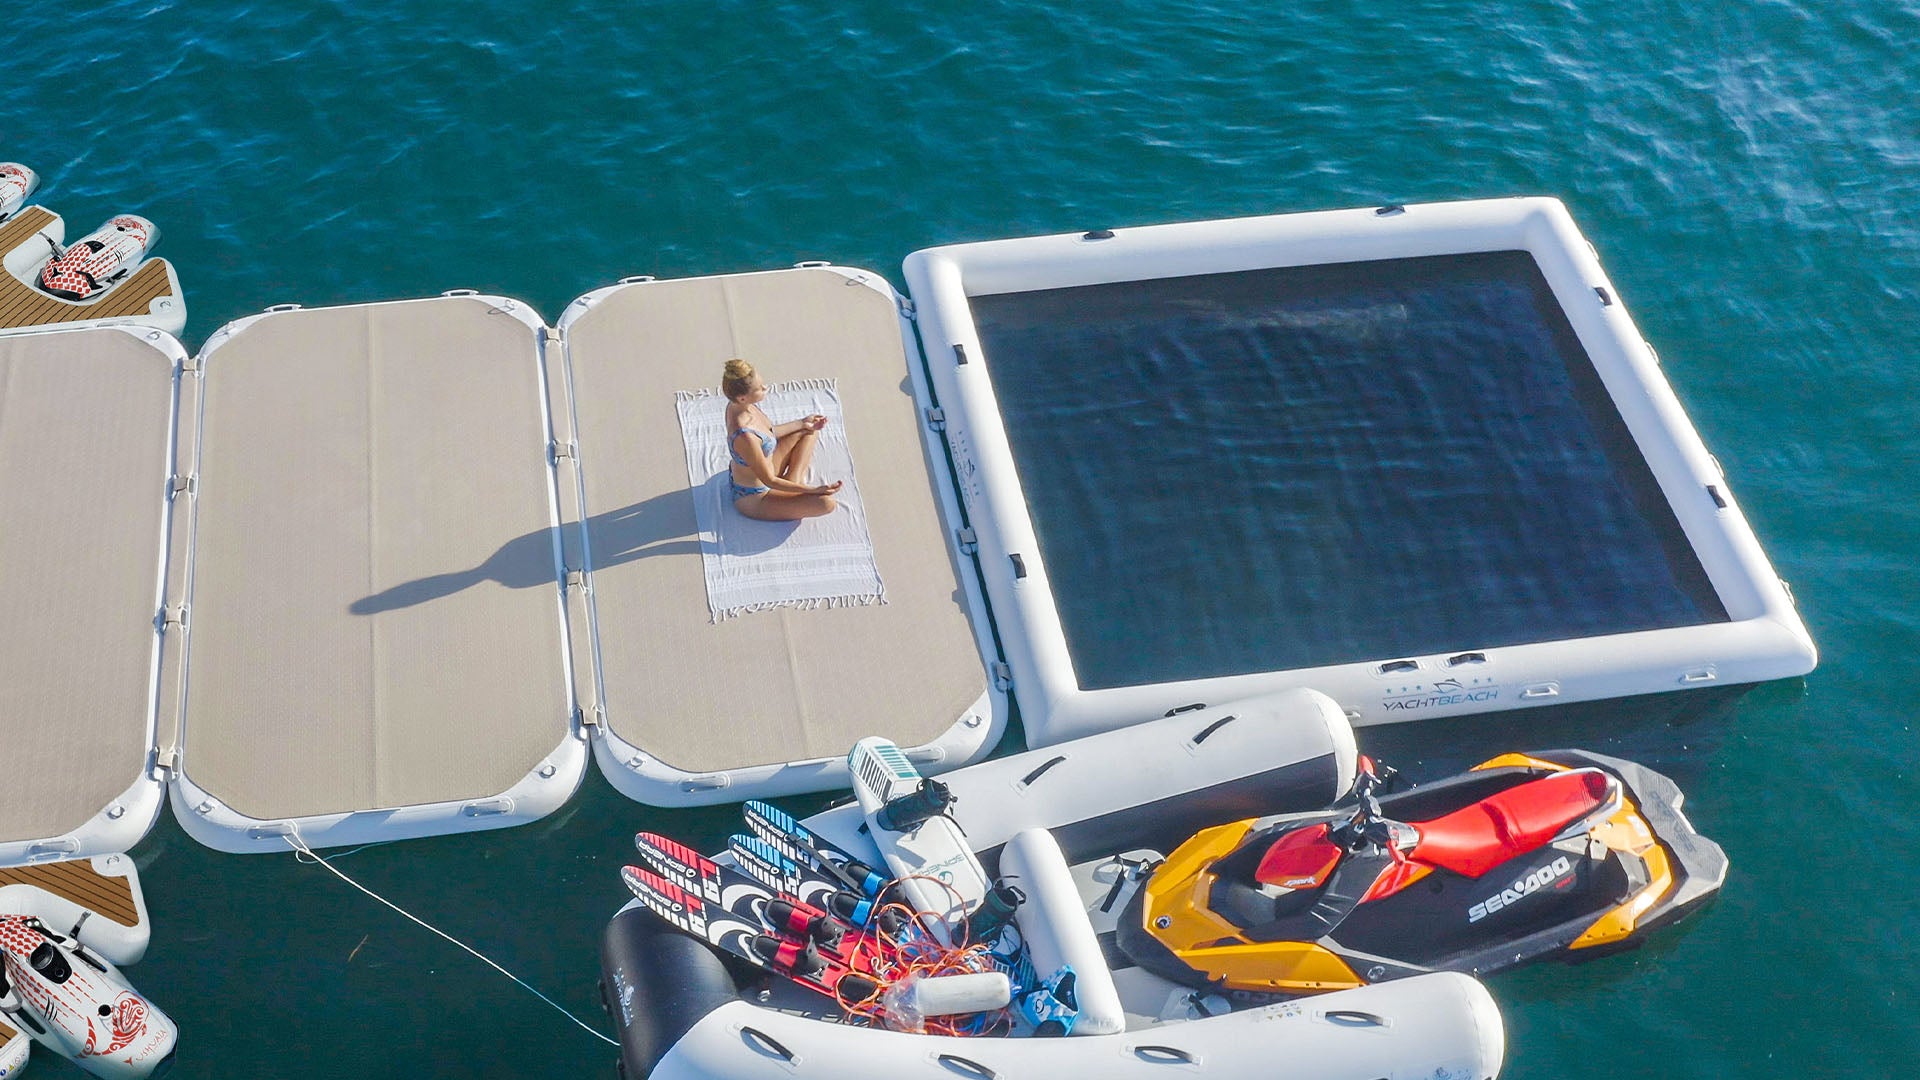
[285, 831, 618, 1047]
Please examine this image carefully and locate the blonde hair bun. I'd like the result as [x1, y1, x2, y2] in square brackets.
[721, 358, 757, 399]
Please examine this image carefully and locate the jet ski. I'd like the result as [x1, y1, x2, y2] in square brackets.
[0, 163, 37, 222]
[0, 914, 176, 1079]
[36, 215, 157, 301]
[1117, 749, 1727, 994]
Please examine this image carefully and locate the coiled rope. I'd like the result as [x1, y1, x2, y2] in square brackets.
[284, 830, 617, 1047]
[835, 874, 1018, 1036]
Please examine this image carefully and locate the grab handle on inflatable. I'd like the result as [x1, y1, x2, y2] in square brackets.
[1133, 1045, 1197, 1064]
[935, 1053, 997, 1079]
[1018, 755, 1067, 788]
[1323, 1009, 1387, 1028]
[1188, 714, 1237, 746]
[740, 1025, 796, 1062]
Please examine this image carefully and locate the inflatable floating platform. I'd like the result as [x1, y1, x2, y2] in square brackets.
[0, 197, 1813, 862]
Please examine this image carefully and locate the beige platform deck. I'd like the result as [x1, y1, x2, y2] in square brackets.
[564, 270, 987, 772]
[0, 206, 181, 331]
[2, 271, 992, 849]
[180, 299, 574, 819]
[0, 329, 172, 845]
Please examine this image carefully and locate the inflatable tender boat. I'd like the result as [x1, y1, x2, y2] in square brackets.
[602, 689, 1508, 1080]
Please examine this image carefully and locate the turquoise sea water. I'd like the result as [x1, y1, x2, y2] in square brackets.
[6, 1, 1917, 1076]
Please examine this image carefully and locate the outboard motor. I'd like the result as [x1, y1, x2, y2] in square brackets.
[37, 215, 157, 301]
[0, 916, 176, 1080]
[0, 163, 37, 222]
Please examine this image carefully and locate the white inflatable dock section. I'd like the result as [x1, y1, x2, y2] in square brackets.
[557, 268, 1002, 804]
[0, 268, 1004, 861]
[169, 296, 587, 853]
[0, 327, 178, 865]
[904, 197, 1817, 745]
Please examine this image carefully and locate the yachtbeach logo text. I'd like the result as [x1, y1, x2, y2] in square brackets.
[1381, 677, 1500, 713]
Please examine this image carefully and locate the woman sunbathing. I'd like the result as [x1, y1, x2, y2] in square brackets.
[722, 358, 842, 521]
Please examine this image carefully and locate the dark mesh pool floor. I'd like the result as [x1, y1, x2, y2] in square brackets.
[970, 252, 1727, 691]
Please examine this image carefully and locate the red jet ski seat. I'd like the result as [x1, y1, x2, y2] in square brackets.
[1410, 769, 1614, 878]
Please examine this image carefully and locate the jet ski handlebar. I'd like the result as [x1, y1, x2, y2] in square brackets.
[1332, 756, 1403, 852]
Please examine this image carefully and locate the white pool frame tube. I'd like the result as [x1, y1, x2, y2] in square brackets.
[904, 197, 1816, 745]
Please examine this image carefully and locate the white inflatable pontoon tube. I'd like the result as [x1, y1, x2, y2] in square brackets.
[647, 971, 1503, 1080]
[804, 686, 1358, 864]
[1000, 828, 1125, 1036]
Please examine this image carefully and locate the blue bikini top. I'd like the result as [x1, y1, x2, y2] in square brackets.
[729, 425, 776, 466]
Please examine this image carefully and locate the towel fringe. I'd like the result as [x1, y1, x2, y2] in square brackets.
[675, 377, 836, 403]
[711, 588, 887, 624]
[765, 376, 838, 395]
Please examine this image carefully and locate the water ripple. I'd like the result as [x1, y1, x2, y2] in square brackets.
[3, 1, 1918, 1075]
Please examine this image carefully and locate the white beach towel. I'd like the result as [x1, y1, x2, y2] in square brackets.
[675, 379, 886, 622]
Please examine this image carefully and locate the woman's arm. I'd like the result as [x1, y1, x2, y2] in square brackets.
[734, 430, 835, 495]
[771, 414, 828, 437]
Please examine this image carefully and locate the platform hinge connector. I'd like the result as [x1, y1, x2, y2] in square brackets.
[925, 406, 946, 431]
[564, 569, 588, 594]
[991, 661, 1013, 693]
[155, 746, 179, 772]
[544, 325, 565, 346]
[898, 296, 917, 319]
[955, 526, 978, 555]
[167, 474, 196, 499]
[158, 604, 188, 632]
[181, 356, 201, 374]
[549, 439, 577, 464]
